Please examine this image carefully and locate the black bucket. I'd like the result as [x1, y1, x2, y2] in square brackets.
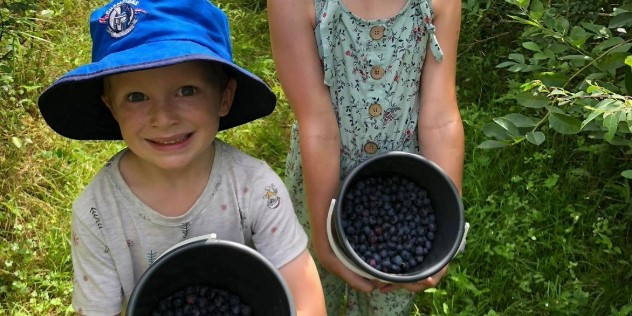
[126, 234, 295, 315]
[327, 151, 465, 283]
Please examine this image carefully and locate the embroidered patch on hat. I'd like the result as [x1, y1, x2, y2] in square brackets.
[98, 0, 147, 38]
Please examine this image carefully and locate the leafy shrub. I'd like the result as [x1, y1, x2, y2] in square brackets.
[481, 0, 632, 178]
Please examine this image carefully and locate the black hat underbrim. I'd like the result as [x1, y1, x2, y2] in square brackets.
[38, 45, 276, 140]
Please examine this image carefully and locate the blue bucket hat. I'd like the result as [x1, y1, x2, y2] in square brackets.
[37, 0, 276, 140]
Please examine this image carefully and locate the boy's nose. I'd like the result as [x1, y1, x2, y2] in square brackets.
[149, 100, 178, 127]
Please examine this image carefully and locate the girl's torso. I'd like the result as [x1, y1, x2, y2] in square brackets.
[307, 0, 443, 175]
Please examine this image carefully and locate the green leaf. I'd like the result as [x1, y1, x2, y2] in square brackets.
[529, 0, 543, 10]
[525, 131, 545, 145]
[496, 61, 517, 68]
[522, 41, 541, 52]
[609, 12, 632, 28]
[503, 113, 536, 128]
[598, 52, 629, 75]
[592, 37, 624, 55]
[535, 72, 568, 87]
[581, 22, 608, 36]
[478, 140, 509, 149]
[504, 0, 530, 10]
[554, 17, 570, 35]
[549, 43, 569, 54]
[603, 113, 619, 141]
[483, 123, 512, 141]
[623, 170, 632, 179]
[508, 64, 527, 72]
[611, 43, 632, 54]
[626, 55, 632, 67]
[508, 53, 526, 64]
[585, 72, 608, 81]
[543, 174, 559, 188]
[549, 112, 581, 134]
[533, 52, 549, 60]
[582, 99, 614, 128]
[508, 15, 540, 27]
[493, 117, 520, 136]
[515, 91, 550, 108]
[568, 26, 589, 48]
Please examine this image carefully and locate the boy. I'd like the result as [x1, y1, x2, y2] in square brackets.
[37, 0, 326, 315]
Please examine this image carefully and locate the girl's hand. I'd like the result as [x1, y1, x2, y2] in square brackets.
[317, 247, 375, 293]
[375, 265, 449, 293]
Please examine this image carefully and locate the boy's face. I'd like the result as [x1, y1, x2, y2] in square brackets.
[101, 61, 235, 171]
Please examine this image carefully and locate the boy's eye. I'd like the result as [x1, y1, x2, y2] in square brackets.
[178, 86, 198, 97]
[127, 92, 147, 102]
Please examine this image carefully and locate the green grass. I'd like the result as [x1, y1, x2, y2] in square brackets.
[1, 0, 630, 315]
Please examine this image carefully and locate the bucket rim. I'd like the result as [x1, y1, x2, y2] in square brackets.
[333, 151, 465, 283]
[126, 234, 297, 315]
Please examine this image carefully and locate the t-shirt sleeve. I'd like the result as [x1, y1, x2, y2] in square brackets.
[247, 164, 308, 269]
[70, 200, 122, 316]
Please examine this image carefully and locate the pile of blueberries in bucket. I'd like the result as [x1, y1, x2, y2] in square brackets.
[341, 175, 437, 274]
[150, 284, 252, 316]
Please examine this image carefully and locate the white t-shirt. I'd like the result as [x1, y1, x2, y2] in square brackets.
[70, 140, 307, 316]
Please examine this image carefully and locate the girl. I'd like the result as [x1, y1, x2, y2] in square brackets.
[269, 0, 464, 314]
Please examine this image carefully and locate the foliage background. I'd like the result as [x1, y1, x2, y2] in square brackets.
[0, 0, 630, 315]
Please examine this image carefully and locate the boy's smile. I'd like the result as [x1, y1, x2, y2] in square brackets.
[101, 61, 235, 173]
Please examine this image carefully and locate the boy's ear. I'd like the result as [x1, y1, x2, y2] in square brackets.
[101, 94, 118, 122]
[219, 78, 237, 117]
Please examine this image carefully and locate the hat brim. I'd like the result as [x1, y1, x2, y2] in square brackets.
[38, 40, 276, 140]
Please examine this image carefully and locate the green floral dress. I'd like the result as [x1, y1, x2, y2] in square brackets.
[284, 0, 443, 314]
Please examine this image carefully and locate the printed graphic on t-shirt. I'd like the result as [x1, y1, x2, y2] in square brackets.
[263, 184, 281, 209]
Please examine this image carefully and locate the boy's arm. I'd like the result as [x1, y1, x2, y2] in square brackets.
[278, 250, 326, 316]
[245, 161, 325, 314]
[71, 204, 123, 315]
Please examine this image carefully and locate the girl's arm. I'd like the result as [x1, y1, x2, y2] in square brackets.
[418, 0, 464, 194]
[268, 0, 374, 292]
[381, 0, 464, 294]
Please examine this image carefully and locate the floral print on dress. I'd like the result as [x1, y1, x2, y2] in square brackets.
[314, 0, 442, 173]
[285, 0, 443, 314]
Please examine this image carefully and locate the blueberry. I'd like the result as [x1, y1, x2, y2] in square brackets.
[391, 264, 401, 273]
[340, 174, 436, 274]
[392, 255, 403, 266]
[368, 258, 378, 268]
[414, 246, 424, 256]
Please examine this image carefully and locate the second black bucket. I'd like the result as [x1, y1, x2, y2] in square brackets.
[327, 151, 465, 283]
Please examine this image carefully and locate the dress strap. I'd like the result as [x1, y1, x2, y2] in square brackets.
[420, 0, 444, 62]
[314, 0, 338, 86]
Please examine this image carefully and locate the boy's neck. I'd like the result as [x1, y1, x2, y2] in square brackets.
[118, 142, 217, 217]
